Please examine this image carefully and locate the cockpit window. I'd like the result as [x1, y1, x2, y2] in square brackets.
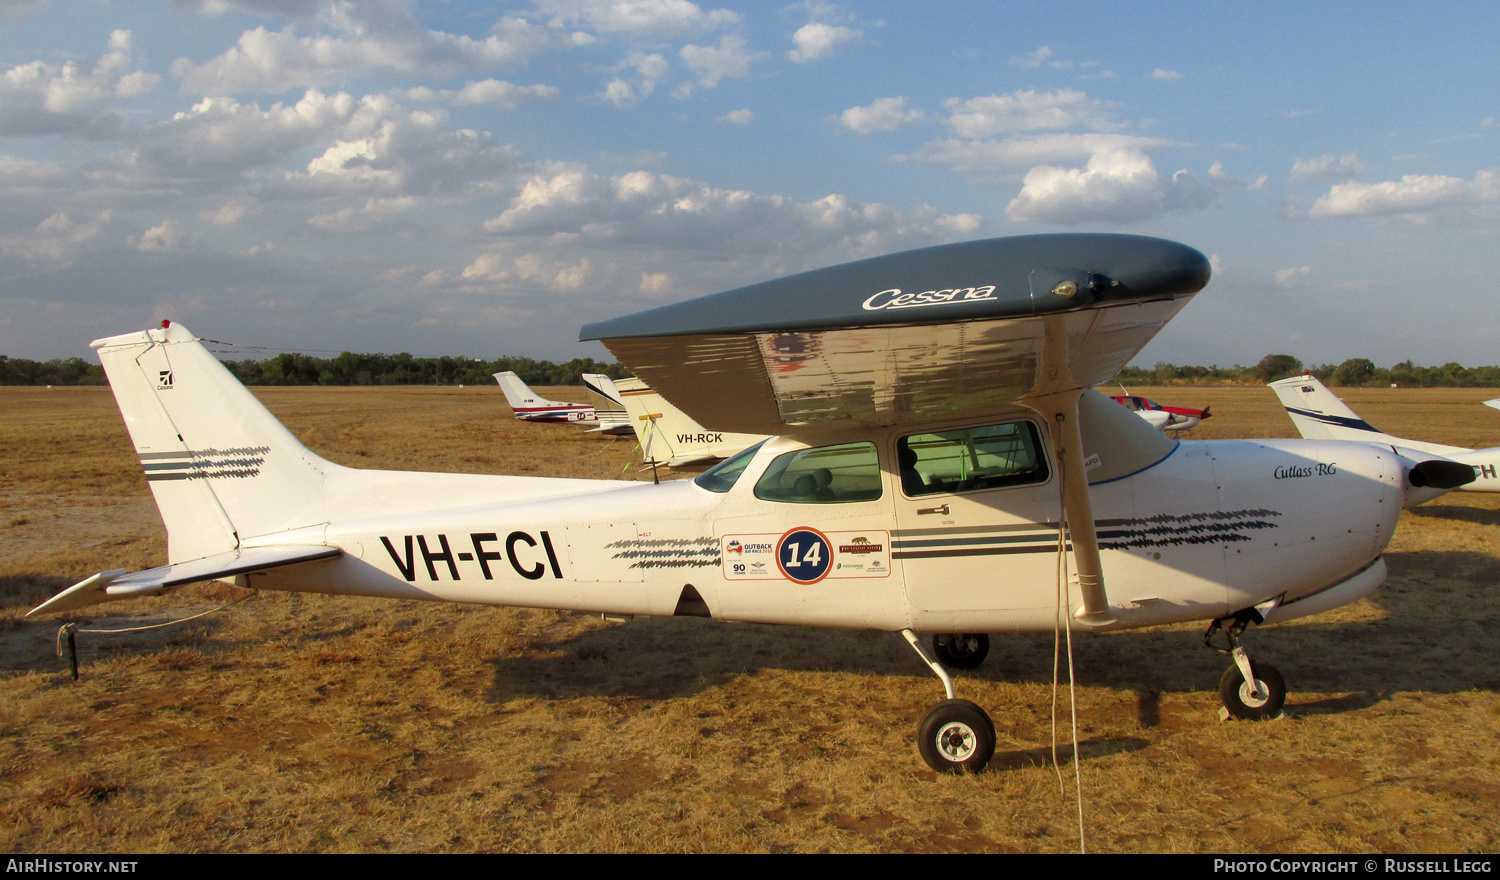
[898, 421, 1049, 497]
[693, 440, 766, 493]
[753, 441, 882, 504]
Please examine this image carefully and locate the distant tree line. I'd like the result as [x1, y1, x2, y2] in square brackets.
[8, 349, 1500, 388]
[1119, 355, 1500, 388]
[0, 352, 631, 387]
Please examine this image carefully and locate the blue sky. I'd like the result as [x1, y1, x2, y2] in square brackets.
[2, 1, 1497, 369]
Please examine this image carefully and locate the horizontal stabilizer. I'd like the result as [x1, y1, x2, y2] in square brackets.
[28, 544, 342, 616]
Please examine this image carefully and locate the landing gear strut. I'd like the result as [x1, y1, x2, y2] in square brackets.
[1204, 611, 1287, 720]
[902, 629, 996, 773]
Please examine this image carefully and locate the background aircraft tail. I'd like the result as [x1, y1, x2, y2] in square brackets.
[615, 377, 767, 466]
[92, 322, 335, 563]
[581, 373, 632, 435]
[1268, 375, 1384, 443]
[494, 370, 568, 411]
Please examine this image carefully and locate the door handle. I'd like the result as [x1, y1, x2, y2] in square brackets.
[917, 503, 950, 516]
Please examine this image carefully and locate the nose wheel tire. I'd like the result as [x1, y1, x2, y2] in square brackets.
[932, 633, 990, 669]
[917, 699, 996, 773]
[1219, 659, 1286, 719]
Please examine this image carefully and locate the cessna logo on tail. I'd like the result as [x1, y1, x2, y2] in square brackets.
[862, 286, 997, 311]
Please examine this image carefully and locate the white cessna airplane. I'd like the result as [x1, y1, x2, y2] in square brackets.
[1270, 373, 1500, 497]
[31, 234, 1474, 773]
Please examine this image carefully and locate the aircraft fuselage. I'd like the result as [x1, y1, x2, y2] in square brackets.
[245, 423, 1403, 634]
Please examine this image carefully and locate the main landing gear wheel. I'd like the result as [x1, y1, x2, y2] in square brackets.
[932, 633, 990, 669]
[1219, 659, 1286, 720]
[917, 699, 996, 774]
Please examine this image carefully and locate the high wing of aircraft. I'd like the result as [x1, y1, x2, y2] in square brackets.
[33, 233, 1476, 774]
[583, 373, 768, 467]
[1110, 394, 1211, 431]
[1269, 373, 1499, 497]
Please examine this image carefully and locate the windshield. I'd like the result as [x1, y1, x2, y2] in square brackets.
[693, 440, 767, 493]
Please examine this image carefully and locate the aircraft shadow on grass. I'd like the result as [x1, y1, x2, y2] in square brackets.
[481, 547, 1500, 716]
[1406, 505, 1500, 527]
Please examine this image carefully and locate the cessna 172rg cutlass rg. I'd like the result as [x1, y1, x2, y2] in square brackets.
[31, 234, 1474, 773]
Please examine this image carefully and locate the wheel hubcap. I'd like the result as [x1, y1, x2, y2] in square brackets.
[936, 721, 976, 761]
[1239, 679, 1269, 708]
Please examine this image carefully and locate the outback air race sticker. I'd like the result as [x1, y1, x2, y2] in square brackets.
[721, 528, 890, 583]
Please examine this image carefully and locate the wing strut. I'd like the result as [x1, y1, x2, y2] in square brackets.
[1030, 315, 1115, 625]
[1047, 393, 1115, 625]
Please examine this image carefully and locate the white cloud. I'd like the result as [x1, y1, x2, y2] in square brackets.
[1209, 160, 1268, 191]
[1149, 68, 1182, 81]
[0, 210, 113, 268]
[1308, 170, 1499, 220]
[720, 108, 754, 124]
[478, 166, 981, 260]
[203, 204, 250, 226]
[943, 90, 1111, 138]
[134, 220, 186, 253]
[0, 30, 159, 136]
[308, 196, 422, 233]
[601, 79, 637, 107]
[1275, 265, 1312, 287]
[837, 97, 924, 134]
[786, 23, 862, 63]
[534, 0, 740, 35]
[1010, 46, 1055, 69]
[627, 52, 670, 80]
[1005, 148, 1216, 224]
[677, 35, 757, 94]
[600, 53, 667, 106]
[905, 132, 1171, 172]
[1290, 152, 1365, 180]
[456, 79, 558, 106]
[640, 271, 671, 293]
[174, 17, 555, 95]
[130, 90, 371, 176]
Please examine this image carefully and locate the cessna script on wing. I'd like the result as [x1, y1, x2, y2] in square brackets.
[862, 285, 997, 311]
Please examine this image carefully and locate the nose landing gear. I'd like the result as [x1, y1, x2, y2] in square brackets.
[1205, 610, 1287, 720]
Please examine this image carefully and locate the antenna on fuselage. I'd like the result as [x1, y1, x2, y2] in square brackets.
[639, 411, 663, 484]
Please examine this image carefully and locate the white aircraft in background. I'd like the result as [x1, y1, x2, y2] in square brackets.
[1270, 373, 1499, 498]
[494, 370, 629, 434]
[31, 234, 1475, 774]
[583, 373, 766, 468]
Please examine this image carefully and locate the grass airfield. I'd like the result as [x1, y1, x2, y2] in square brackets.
[2, 383, 1499, 853]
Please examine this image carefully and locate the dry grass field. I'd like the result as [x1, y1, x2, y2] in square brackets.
[3, 382, 1499, 853]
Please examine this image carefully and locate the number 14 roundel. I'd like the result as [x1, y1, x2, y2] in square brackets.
[777, 526, 833, 584]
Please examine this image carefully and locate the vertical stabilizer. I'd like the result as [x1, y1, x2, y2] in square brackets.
[580, 373, 632, 434]
[93, 322, 332, 563]
[615, 377, 767, 466]
[1268, 375, 1381, 442]
[494, 371, 566, 410]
